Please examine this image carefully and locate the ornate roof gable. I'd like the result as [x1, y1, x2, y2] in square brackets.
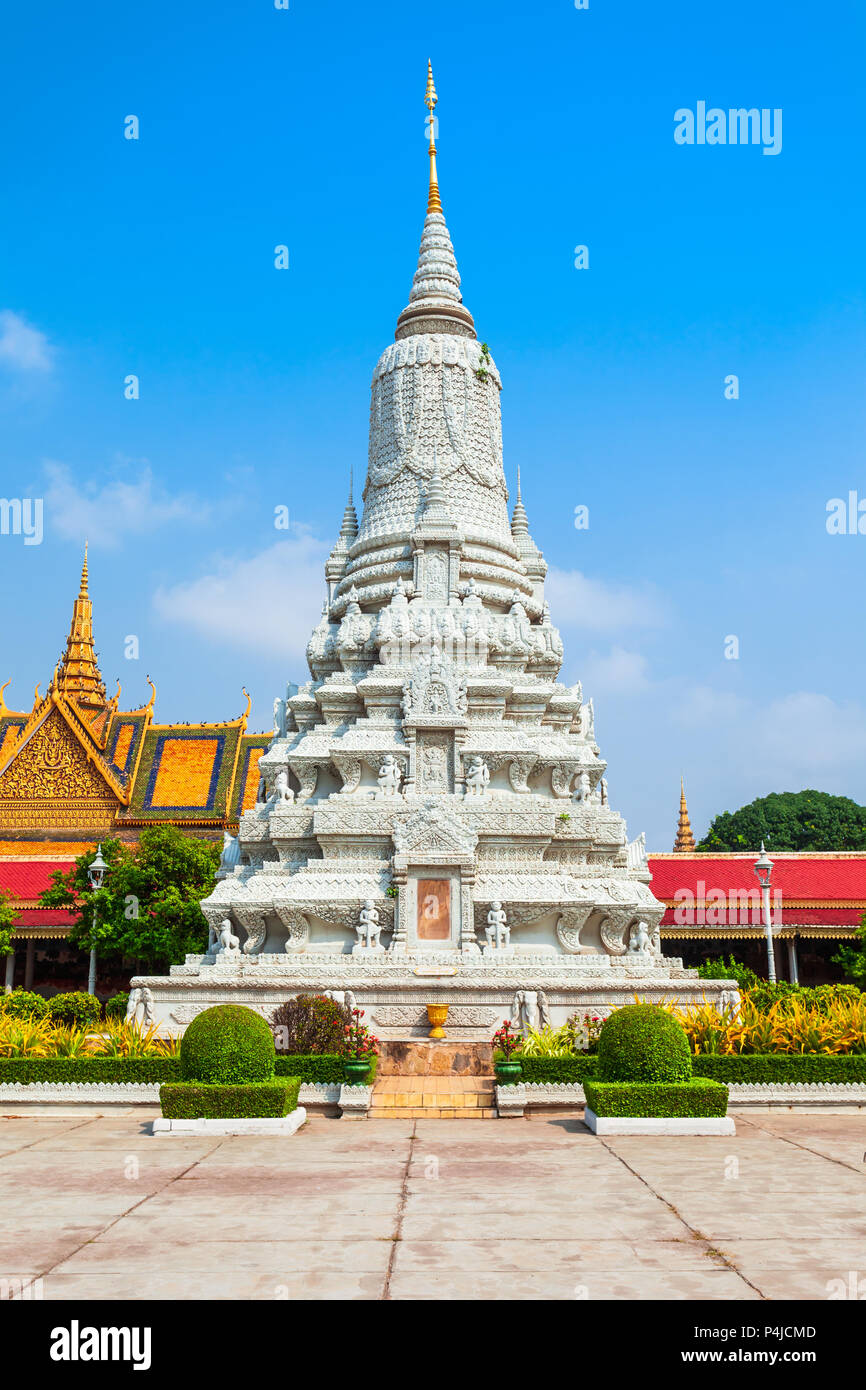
[0, 698, 129, 807]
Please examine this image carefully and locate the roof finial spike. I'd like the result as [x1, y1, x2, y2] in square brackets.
[511, 467, 530, 536]
[674, 776, 696, 853]
[425, 59, 442, 215]
[395, 62, 476, 341]
[80, 541, 89, 596]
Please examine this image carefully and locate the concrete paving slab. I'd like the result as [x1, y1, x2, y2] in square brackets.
[53, 1236, 395, 1274]
[385, 1267, 760, 1300]
[0, 1109, 861, 1302]
[37, 1270, 386, 1300]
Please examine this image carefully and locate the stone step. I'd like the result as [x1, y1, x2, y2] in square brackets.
[370, 1074, 496, 1118]
[370, 1107, 499, 1119]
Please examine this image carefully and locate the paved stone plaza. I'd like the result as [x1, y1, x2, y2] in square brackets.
[2, 1109, 864, 1300]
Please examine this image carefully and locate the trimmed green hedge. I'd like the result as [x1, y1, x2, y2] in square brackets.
[0, 1057, 181, 1084]
[584, 1078, 729, 1118]
[160, 1077, 301, 1119]
[0, 1054, 379, 1087]
[275, 1053, 377, 1085]
[181, 1005, 275, 1084]
[502, 1056, 599, 1085]
[692, 1054, 866, 1084]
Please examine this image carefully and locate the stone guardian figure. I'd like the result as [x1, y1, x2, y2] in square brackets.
[269, 769, 295, 805]
[377, 754, 402, 798]
[218, 831, 240, 876]
[628, 920, 652, 956]
[485, 901, 509, 949]
[356, 899, 382, 949]
[465, 755, 490, 796]
[215, 919, 241, 958]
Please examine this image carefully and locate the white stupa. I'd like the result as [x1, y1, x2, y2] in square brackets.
[138, 65, 731, 1038]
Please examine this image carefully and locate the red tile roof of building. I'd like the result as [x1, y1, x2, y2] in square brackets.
[0, 860, 74, 902]
[648, 853, 866, 904]
[13, 908, 76, 925]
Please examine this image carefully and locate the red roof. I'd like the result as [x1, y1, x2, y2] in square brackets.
[13, 908, 76, 925]
[0, 860, 74, 903]
[648, 854, 866, 903]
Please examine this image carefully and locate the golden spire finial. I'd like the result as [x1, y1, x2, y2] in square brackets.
[56, 547, 106, 711]
[425, 59, 442, 215]
[673, 775, 696, 853]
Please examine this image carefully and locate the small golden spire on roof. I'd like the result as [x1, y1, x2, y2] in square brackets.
[673, 775, 696, 852]
[425, 59, 442, 215]
[56, 545, 106, 712]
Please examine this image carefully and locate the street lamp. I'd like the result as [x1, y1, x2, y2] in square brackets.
[753, 841, 776, 984]
[86, 844, 108, 997]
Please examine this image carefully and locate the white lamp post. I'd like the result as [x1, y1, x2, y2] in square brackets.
[753, 841, 776, 984]
[86, 844, 108, 997]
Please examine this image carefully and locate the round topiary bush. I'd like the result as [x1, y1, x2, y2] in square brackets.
[180, 1005, 275, 1083]
[46, 992, 101, 1029]
[597, 1004, 692, 1083]
[2, 990, 49, 1020]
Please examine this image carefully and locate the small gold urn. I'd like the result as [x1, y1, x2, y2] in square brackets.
[426, 1003, 449, 1039]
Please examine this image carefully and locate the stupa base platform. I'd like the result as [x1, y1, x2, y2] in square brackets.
[133, 950, 736, 1042]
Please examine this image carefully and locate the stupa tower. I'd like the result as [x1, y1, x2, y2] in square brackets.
[139, 66, 731, 1038]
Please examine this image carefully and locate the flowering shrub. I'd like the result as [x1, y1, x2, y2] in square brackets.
[340, 1008, 379, 1061]
[271, 993, 352, 1054]
[492, 1019, 522, 1059]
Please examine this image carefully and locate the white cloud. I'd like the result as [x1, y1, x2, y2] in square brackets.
[755, 692, 866, 772]
[670, 683, 747, 728]
[546, 567, 665, 631]
[153, 535, 329, 661]
[44, 461, 204, 548]
[0, 310, 53, 371]
[580, 646, 651, 694]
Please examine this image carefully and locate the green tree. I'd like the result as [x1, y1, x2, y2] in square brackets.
[0, 888, 16, 957]
[697, 790, 866, 853]
[833, 916, 866, 985]
[40, 826, 221, 970]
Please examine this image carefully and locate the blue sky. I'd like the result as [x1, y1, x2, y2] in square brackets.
[1, 0, 864, 848]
